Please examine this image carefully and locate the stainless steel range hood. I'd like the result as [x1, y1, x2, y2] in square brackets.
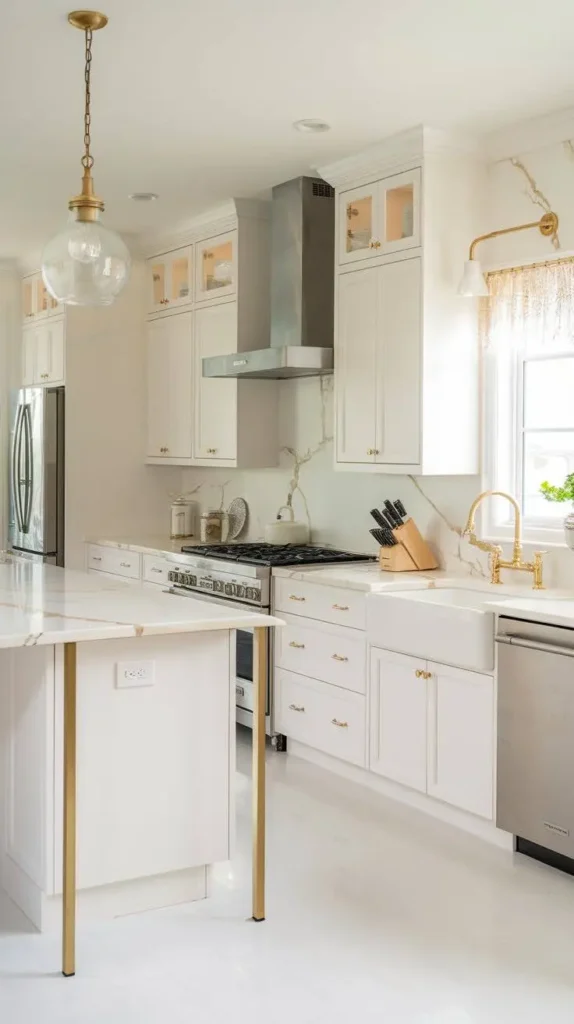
[203, 176, 335, 380]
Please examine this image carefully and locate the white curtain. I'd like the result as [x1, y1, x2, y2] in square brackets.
[481, 260, 574, 354]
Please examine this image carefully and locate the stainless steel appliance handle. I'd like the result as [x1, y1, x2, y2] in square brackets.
[496, 635, 574, 658]
[12, 405, 24, 533]
[22, 403, 33, 533]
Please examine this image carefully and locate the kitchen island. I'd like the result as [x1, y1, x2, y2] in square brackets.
[0, 555, 281, 976]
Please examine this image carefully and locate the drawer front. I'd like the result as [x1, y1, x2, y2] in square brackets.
[275, 670, 366, 767]
[142, 553, 174, 587]
[273, 577, 366, 629]
[275, 613, 366, 693]
[87, 544, 142, 580]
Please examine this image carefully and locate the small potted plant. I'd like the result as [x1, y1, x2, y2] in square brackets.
[540, 473, 574, 547]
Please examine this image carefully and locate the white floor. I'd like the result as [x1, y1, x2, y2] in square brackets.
[2, 731, 574, 1023]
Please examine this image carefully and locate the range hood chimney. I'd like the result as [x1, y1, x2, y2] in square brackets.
[202, 176, 335, 380]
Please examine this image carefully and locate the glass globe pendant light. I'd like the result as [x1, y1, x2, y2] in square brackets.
[42, 11, 130, 306]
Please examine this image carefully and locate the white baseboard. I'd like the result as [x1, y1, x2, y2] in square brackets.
[1, 854, 208, 932]
[289, 740, 514, 851]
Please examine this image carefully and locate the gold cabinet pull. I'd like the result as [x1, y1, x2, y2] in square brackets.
[415, 669, 432, 679]
[424, 671, 432, 679]
[332, 604, 349, 611]
[151, 567, 163, 574]
[159, 446, 170, 454]
[289, 594, 306, 602]
[91, 556, 102, 561]
[289, 703, 305, 713]
[331, 653, 349, 662]
[368, 240, 381, 249]
[288, 641, 305, 649]
[206, 447, 218, 454]
[331, 718, 348, 728]
[119, 562, 131, 569]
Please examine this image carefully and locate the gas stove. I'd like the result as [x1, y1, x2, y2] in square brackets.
[167, 544, 374, 608]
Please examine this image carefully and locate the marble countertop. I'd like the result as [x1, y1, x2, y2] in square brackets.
[271, 563, 449, 592]
[88, 535, 197, 556]
[0, 557, 281, 648]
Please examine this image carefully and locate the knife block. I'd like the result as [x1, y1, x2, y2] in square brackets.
[378, 518, 439, 572]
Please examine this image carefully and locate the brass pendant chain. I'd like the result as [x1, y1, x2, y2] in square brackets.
[82, 27, 94, 171]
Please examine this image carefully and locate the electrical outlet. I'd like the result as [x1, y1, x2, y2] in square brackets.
[115, 661, 155, 688]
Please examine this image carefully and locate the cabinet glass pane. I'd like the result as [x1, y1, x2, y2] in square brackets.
[171, 256, 191, 301]
[22, 281, 33, 318]
[346, 197, 372, 253]
[151, 263, 166, 305]
[202, 242, 233, 292]
[37, 278, 49, 314]
[386, 185, 414, 242]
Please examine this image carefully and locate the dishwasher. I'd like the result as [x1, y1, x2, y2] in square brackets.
[497, 615, 574, 870]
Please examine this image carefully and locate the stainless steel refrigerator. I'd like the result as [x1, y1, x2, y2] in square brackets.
[9, 387, 65, 565]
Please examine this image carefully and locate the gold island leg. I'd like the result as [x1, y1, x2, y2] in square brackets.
[252, 626, 267, 921]
[62, 642, 77, 977]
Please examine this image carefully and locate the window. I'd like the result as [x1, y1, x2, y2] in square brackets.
[485, 260, 574, 543]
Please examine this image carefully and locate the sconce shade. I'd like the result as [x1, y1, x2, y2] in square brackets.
[458, 259, 489, 298]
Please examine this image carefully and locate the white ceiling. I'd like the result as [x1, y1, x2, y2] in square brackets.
[3, 0, 574, 259]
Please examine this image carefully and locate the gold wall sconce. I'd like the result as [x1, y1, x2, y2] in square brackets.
[458, 212, 559, 297]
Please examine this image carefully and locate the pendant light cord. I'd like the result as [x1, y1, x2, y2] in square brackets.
[82, 27, 94, 170]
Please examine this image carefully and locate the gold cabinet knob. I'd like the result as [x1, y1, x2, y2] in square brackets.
[415, 669, 423, 678]
[331, 653, 349, 662]
[331, 718, 348, 728]
[289, 703, 305, 713]
[424, 671, 432, 679]
[207, 447, 218, 454]
[288, 640, 305, 649]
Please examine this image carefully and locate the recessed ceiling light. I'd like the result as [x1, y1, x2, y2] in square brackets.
[293, 119, 331, 134]
[129, 192, 159, 202]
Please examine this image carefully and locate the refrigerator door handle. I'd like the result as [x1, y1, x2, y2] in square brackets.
[22, 403, 33, 534]
[12, 405, 24, 533]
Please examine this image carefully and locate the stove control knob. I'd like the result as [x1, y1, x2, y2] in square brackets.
[235, 584, 246, 599]
[246, 587, 259, 601]
[225, 582, 234, 596]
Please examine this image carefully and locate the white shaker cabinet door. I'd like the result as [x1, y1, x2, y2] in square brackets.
[36, 319, 65, 385]
[426, 661, 494, 820]
[369, 647, 427, 793]
[193, 301, 238, 463]
[375, 257, 421, 466]
[146, 312, 193, 460]
[336, 267, 377, 464]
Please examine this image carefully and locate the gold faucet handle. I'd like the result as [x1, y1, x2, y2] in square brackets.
[533, 550, 546, 590]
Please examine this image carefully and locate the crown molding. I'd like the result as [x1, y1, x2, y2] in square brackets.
[139, 197, 269, 256]
[318, 125, 480, 188]
[483, 106, 574, 162]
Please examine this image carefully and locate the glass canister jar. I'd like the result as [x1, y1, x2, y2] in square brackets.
[200, 510, 230, 543]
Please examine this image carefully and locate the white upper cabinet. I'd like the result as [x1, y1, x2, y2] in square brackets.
[22, 272, 63, 323]
[195, 230, 237, 304]
[426, 661, 494, 820]
[322, 126, 483, 475]
[336, 258, 421, 467]
[146, 313, 193, 460]
[336, 267, 378, 463]
[145, 200, 277, 469]
[193, 302, 238, 461]
[338, 168, 420, 265]
[22, 320, 65, 387]
[148, 246, 193, 316]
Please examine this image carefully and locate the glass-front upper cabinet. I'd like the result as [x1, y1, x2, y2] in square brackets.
[338, 169, 421, 264]
[22, 273, 51, 322]
[195, 230, 237, 303]
[380, 168, 421, 254]
[338, 184, 380, 265]
[148, 246, 193, 315]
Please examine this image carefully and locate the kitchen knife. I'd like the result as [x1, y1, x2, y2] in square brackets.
[370, 527, 396, 547]
[383, 500, 403, 529]
[378, 508, 397, 531]
[370, 508, 388, 530]
[394, 499, 408, 521]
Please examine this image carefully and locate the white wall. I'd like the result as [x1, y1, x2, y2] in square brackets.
[65, 262, 180, 568]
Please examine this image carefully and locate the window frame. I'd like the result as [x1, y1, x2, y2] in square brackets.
[484, 257, 574, 547]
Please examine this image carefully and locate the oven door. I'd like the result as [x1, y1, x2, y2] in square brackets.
[168, 587, 270, 717]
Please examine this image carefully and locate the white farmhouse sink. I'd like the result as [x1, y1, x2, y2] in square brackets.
[366, 587, 496, 672]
